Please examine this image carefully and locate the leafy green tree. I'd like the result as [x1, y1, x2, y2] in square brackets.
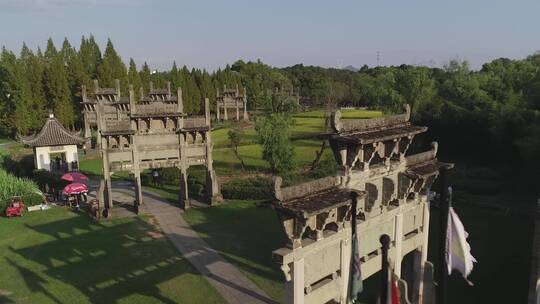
[395, 66, 436, 118]
[228, 127, 246, 171]
[255, 113, 295, 174]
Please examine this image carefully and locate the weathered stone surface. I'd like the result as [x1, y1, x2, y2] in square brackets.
[216, 85, 249, 121]
[273, 104, 452, 304]
[88, 80, 222, 212]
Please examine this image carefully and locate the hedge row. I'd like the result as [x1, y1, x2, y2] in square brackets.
[221, 177, 273, 200]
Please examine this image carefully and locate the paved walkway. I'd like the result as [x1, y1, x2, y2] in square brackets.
[109, 181, 276, 304]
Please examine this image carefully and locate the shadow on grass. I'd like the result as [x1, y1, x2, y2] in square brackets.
[183, 200, 287, 300]
[7, 214, 215, 303]
[109, 185, 279, 303]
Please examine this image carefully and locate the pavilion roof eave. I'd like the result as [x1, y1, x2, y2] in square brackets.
[22, 116, 85, 147]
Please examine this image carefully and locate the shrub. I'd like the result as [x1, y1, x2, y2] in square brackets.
[0, 153, 35, 178]
[0, 169, 44, 211]
[308, 155, 337, 179]
[221, 176, 273, 200]
[161, 167, 181, 184]
[33, 169, 63, 192]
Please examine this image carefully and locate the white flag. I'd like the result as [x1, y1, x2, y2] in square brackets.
[446, 206, 477, 285]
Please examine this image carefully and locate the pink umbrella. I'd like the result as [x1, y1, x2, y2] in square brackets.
[62, 183, 89, 195]
[61, 172, 88, 183]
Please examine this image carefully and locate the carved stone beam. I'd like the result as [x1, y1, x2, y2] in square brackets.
[347, 144, 361, 168]
[399, 136, 413, 160]
[364, 143, 378, 168]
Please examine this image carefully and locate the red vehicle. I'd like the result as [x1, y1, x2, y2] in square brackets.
[5, 196, 25, 218]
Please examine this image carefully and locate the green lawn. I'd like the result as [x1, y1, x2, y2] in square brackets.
[0, 141, 30, 158]
[183, 200, 286, 302]
[212, 109, 382, 148]
[78, 157, 103, 177]
[140, 184, 285, 302]
[0, 138, 13, 144]
[0, 207, 225, 304]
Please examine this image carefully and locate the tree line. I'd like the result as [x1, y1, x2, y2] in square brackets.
[1, 36, 539, 169]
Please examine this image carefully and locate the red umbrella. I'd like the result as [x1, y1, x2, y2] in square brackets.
[61, 172, 88, 183]
[62, 183, 88, 195]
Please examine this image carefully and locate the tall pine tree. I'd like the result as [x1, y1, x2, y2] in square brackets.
[127, 58, 142, 100]
[20, 43, 47, 131]
[44, 39, 75, 129]
[97, 38, 127, 89]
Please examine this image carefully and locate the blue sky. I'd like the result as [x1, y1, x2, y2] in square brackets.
[0, 0, 539, 71]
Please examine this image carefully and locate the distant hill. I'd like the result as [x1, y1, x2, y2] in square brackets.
[342, 65, 359, 72]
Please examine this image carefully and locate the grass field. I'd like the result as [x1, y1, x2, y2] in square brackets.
[0, 207, 225, 304]
[183, 200, 285, 302]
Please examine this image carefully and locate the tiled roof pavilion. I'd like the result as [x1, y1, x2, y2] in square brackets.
[23, 113, 84, 147]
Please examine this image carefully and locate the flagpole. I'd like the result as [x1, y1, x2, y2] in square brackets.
[380, 234, 390, 304]
[438, 167, 450, 304]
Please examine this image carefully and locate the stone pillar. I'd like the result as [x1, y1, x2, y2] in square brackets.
[96, 102, 103, 148]
[177, 87, 183, 113]
[413, 200, 431, 304]
[179, 166, 189, 209]
[394, 213, 404, 276]
[131, 131, 143, 208]
[204, 137, 222, 204]
[178, 131, 190, 209]
[216, 88, 220, 121]
[282, 258, 305, 304]
[224, 104, 228, 120]
[205, 169, 222, 205]
[101, 139, 113, 211]
[340, 229, 352, 303]
[115, 79, 121, 99]
[205, 98, 211, 126]
[236, 98, 240, 121]
[243, 95, 248, 121]
[293, 258, 305, 304]
[83, 115, 91, 149]
[134, 170, 143, 211]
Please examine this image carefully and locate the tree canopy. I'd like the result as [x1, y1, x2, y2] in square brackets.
[0, 36, 539, 171]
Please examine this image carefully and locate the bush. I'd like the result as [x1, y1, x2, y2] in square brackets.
[0, 153, 35, 178]
[308, 155, 337, 179]
[0, 169, 44, 211]
[161, 167, 181, 184]
[33, 169, 63, 192]
[221, 177, 272, 200]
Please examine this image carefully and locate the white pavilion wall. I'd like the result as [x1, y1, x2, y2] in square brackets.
[35, 145, 78, 171]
